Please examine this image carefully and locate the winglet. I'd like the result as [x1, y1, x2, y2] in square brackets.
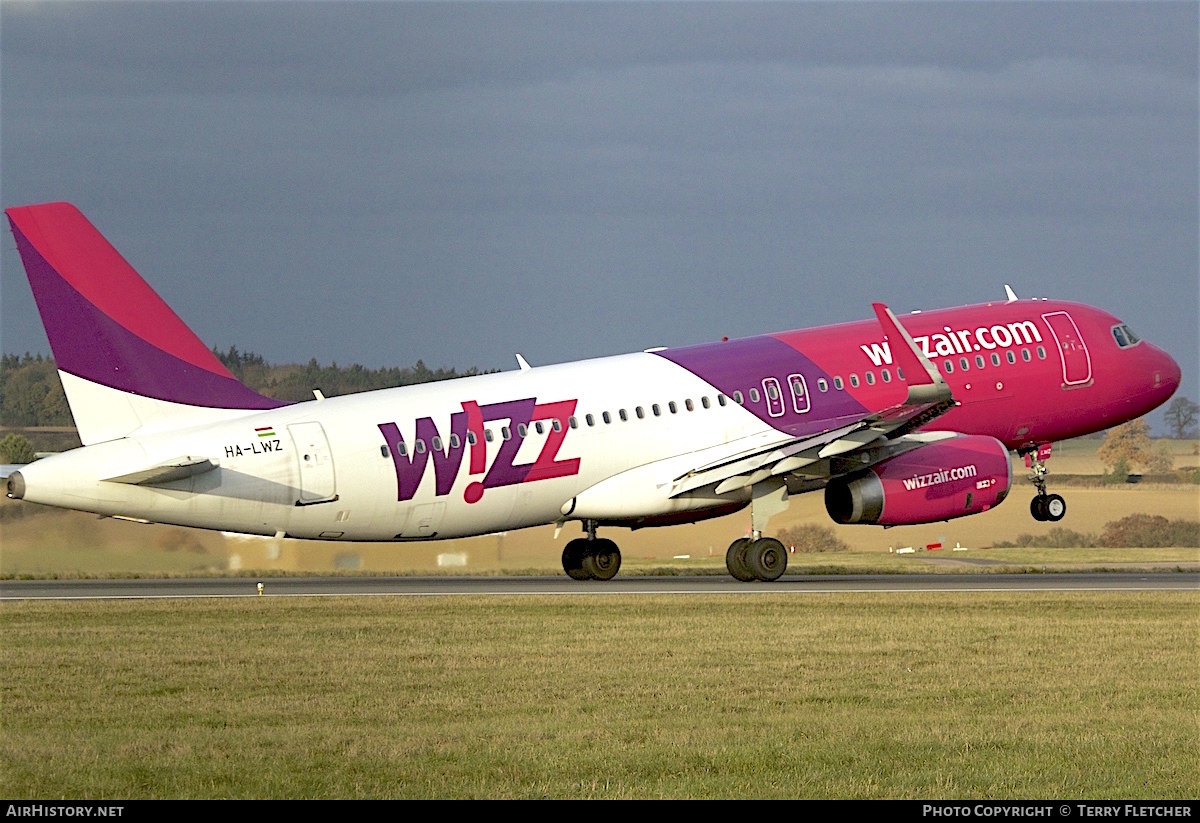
[1004, 284, 1018, 303]
[515, 354, 532, 371]
[871, 303, 953, 405]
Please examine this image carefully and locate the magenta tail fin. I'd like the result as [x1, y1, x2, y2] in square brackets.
[6, 202, 283, 411]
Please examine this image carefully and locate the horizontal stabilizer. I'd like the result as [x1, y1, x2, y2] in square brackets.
[103, 456, 217, 486]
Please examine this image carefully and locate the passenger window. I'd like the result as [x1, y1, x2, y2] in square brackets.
[959, 358, 969, 372]
[788, 374, 810, 414]
[881, 370, 891, 383]
[701, 397, 710, 409]
[501, 427, 511, 441]
[586, 414, 595, 427]
[535, 421, 544, 435]
[381, 445, 390, 458]
[685, 399, 694, 411]
[415, 439, 427, 454]
[1006, 351, 1016, 364]
[733, 391, 744, 404]
[552, 419, 562, 432]
[636, 406, 644, 419]
[896, 367, 905, 381]
[717, 394, 727, 407]
[849, 374, 859, 388]
[865, 371, 875, 385]
[397, 442, 408, 457]
[432, 436, 443, 451]
[749, 388, 760, 403]
[818, 378, 829, 392]
[467, 431, 477, 446]
[943, 360, 953, 374]
[834, 377, 844, 390]
[1037, 346, 1046, 360]
[568, 416, 578, 429]
[618, 409, 628, 422]
[976, 355, 985, 369]
[652, 404, 661, 416]
[603, 412, 612, 424]
[516, 423, 527, 438]
[449, 433, 461, 449]
[485, 429, 494, 442]
[669, 401, 678, 414]
[991, 353, 1001, 366]
[1022, 349, 1031, 362]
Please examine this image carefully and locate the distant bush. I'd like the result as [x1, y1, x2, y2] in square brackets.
[994, 527, 1099, 549]
[1101, 515, 1200, 548]
[998, 515, 1200, 548]
[1146, 442, 1176, 474]
[0, 433, 36, 464]
[1101, 456, 1131, 484]
[776, 524, 849, 553]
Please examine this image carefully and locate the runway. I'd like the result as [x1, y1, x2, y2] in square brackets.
[2, 572, 1197, 600]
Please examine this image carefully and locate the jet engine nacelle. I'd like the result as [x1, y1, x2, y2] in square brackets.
[825, 434, 1011, 526]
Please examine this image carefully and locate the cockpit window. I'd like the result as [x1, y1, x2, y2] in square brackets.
[1112, 324, 1141, 348]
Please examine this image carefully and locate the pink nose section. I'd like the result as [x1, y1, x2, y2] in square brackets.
[1155, 348, 1182, 392]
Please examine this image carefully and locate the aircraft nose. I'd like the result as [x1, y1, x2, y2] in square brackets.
[1154, 346, 1182, 394]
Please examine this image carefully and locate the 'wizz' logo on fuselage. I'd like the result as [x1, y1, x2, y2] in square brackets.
[378, 398, 580, 505]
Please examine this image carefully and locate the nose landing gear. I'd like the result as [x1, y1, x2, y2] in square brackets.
[1026, 451, 1066, 522]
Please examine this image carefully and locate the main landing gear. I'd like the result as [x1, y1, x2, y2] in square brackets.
[1027, 453, 1066, 522]
[725, 477, 791, 582]
[725, 535, 788, 582]
[561, 521, 622, 581]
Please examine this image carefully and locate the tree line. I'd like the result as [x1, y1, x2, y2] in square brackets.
[210, 346, 493, 403]
[0, 349, 493, 458]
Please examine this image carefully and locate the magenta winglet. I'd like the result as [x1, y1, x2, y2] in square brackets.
[7, 202, 285, 410]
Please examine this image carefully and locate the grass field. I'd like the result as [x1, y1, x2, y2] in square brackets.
[2, 593, 1197, 798]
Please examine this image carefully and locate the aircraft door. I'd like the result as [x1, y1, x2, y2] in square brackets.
[762, 377, 786, 417]
[289, 422, 338, 504]
[1042, 312, 1093, 387]
[787, 373, 811, 414]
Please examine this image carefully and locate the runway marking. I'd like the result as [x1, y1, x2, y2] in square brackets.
[3, 580, 1197, 601]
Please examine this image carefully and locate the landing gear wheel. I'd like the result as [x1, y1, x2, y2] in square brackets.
[726, 538, 756, 582]
[583, 538, 622, 581]
[1044, 494, 1066, 522]
[1031, 496, 1048, 522]
[746, 537, 788, 582]
[562, 538, 592, 580]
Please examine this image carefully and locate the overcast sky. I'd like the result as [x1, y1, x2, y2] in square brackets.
[2, 2, 1196, 410]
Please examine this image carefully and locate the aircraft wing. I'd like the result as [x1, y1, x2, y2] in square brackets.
[668, 303, 956, 498]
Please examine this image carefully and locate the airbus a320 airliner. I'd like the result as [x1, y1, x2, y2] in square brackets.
[3, 203, 1181, 581]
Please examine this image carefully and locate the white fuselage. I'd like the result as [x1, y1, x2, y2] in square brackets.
[17, 352, 769, 540]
